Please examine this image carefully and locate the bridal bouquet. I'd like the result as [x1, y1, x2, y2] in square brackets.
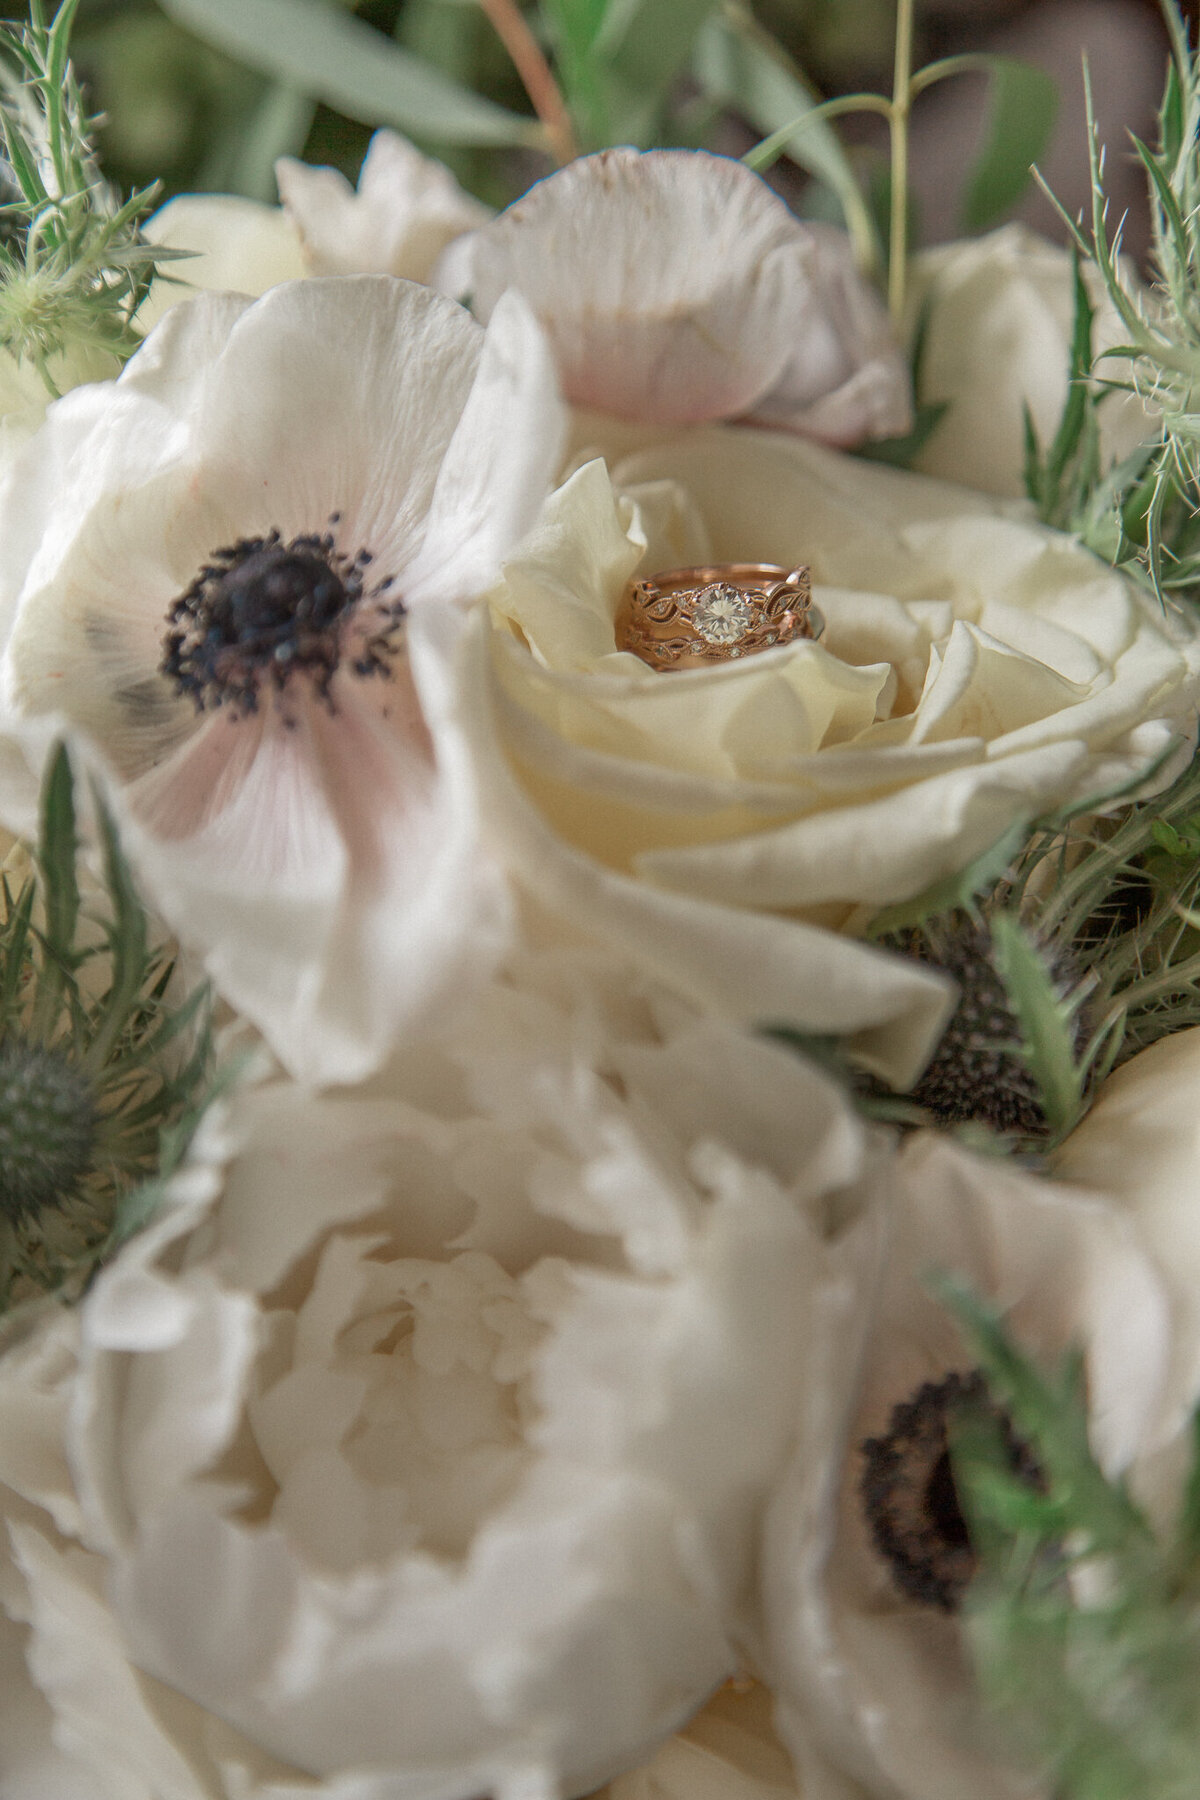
[3, 0, 1200, 1795]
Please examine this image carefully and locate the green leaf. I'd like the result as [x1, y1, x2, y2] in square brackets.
[36, 741, 80, 974]
[592, 0, 721, 142]
[156, 0, 541, 148]
[692, 8, 879, 274]
[988, 912, 1084, 1139]
[960, 57, 1058, 232]
[539, 0, 614, 146]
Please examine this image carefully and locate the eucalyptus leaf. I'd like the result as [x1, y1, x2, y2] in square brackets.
[961, 56, 1058, 232]
[692, 9, 878, 273]
[157, 0, 542, 147]
[230, 81, 316, 202]
[540, 0, 612, 147]
[598, 0, 720, 140]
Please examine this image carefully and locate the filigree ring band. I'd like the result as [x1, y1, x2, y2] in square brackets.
[615, 562, 820, 672]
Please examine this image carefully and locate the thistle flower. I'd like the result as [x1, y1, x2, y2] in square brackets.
[871, 751, 1200, 1149]
[0, 741, 210, 1313]
[0, 0, 180, 395]
[1044, 2, 1200, 599]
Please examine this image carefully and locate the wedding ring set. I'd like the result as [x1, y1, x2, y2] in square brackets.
[615, 562, 820, 672]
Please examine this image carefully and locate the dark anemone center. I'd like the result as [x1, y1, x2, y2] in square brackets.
[216, 545, 352, 652]
[161, 525, 401, 718]
[0, 1037, 96, 1222]
[860, 1368, 1037, 1613]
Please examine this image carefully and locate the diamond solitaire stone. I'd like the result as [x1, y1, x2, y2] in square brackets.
[688, 582, 756, 645]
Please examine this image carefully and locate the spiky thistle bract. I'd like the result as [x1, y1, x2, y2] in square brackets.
[1030, 0, 1200, 604]
[0, 742, 212, 1314]
[856, 749, 1200, 1152]
[0, 0, 184, 395]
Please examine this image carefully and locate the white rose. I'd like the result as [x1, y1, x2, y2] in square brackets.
[0, 947, 883, 1798]
[463, 428, 1199, 1085]
[909, 225, 1157, 499]
[139, 193, 306, 332]
[757, 1131, 1173, 1800]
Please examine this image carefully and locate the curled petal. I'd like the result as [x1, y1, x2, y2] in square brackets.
[278, 130, 491, 283]
[442, 149, 911, 444]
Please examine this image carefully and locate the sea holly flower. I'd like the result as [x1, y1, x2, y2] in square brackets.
[0, 743, 211, 1315]
[0, 945, 883, 1796]
[437, 148, 913, 446]
[0, 275, 565, 1086]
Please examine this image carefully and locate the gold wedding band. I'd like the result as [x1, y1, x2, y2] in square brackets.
[615, 562, 820, 671]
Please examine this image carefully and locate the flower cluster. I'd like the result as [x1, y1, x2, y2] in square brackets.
[1, 19, 1200, 1799]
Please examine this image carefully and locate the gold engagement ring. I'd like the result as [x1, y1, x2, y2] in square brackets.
[615, 562, 820, 672]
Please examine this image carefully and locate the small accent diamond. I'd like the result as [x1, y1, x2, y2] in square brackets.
[688, 582, 756, 645]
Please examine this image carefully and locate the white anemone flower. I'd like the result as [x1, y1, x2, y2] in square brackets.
[0, 948, 882, 1799]
[277, 129, 492, 283]
[758, 1132, 1172, 1800]
[0, 275, 565, 1086]
[437, 149, 913, 446]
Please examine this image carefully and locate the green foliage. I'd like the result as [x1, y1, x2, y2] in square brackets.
[0, 743, 214, 1315]
[958, 57, 1057, 233]
[156, 0, 541, 150]
[0, 0, 183, 389]
[701, 4, 880, 270]
[1023, 252, 1104, 531]
[871, 752, 1200, 1149]
[988, 913, 1086, 1139]
[943, 1281, 1200, 1800]
[1039, 4, 1200, 604]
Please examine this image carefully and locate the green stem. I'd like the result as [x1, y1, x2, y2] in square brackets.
[889, 0, 915, 326]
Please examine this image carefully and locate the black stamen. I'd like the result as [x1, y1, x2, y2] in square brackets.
[161, 522, 403, 718]
[860, 1369, 1039, 1613]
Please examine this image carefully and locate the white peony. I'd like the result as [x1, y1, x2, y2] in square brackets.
[908, 225, 1158, 499]
[757, 1130, 1173, 1800]
[600, 1679, 801, 1800]
[437, 149, 912, 446]
[0, 275, 565, 1085]
[0, 946, 882, 1798]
